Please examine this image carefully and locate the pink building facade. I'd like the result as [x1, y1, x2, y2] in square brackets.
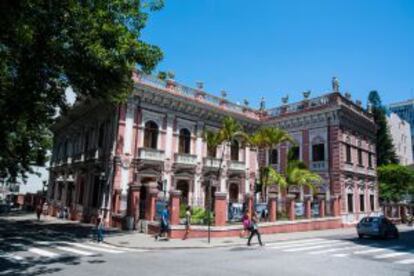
[47, 72, 379, 230]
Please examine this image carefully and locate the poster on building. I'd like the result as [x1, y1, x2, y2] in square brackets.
[295, 202, 305, 216]
[255, 203, 268, 221]
[155, 199, 166, 220]
[228, 203, 244, 222]
[312, 202, 320, 216]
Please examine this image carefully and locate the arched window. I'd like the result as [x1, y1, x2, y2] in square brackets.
[230, 140, 239, 161]
[177, 180, 189, 205]
[178, 128, 191, 154]
[229, 184, 239, 203]
[269, 149, 278, 164]
[144, 121, 159, 149]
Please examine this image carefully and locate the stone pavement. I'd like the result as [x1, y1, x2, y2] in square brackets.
[104, 227, 361, 250]
[3, 212, 413, 250]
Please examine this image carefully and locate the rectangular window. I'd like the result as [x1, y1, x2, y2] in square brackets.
[346, 145, 352, 163]
[312, 144, 325, 162]
[358, 149, 363, 166]
[370, 195, 374, 211]
[78, 181, 84, 204]
[359, 194, 365, 212]
[269, 149, 278, 164]
[368, 153, 373, 168]
[290, 146, 300, 161]
[347, 193, 354, 213]
[91, 176, 100, 208]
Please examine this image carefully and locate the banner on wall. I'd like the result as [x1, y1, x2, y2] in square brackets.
[228, 203, 244, 222]
[312, 202, 320, 216]
[295, 202, 305, 216]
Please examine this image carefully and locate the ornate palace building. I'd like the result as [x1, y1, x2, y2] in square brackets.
[47, 72, 379, 231]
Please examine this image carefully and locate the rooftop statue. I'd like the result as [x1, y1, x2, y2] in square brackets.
[332, 77, 340, 92]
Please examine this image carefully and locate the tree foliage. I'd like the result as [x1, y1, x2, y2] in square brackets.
[367, 90, 397, 166]
[0, 0, 163, 182]
[378, 164, 414, 202]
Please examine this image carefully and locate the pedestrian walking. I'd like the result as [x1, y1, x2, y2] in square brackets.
[247, 213, 263, 246]
[96, 216, 104, 243]
[240, 212, 250, 238]
[35, 203, 43, 221]
[155, 204, 170, 241]
[182, 206, 192, 240]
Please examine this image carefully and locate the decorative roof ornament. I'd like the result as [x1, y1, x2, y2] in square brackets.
[243, 99, 249, 106]
[196, 81, 204, 90]
[221, 89, 227, 98]
[259, 96, 266, 111]
[355, 100, 362, 107]
[282, 95, 289, 105]
[344, 92, 352, 100]
[303, 90, 311, 99]
[367, 103, 373, 113]
[332, 76, 340, 92]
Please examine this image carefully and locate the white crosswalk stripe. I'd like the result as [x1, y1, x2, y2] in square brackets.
[353, 246, 403, 255]
[28, 247, 60, 258]
[374, 251, 413, 259]
[55, 246, 96, 256]
[64, 242, 124, 254]
[394, 258, 414, 264]
[267, 239, 335, 249]
[308, 245, 363, 255]
[0, 252, 25, 262]
[283, 241, 344, 252]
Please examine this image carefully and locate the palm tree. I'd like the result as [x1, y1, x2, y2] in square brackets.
[250, 127, 294, 201]
[285, 158, 322, 197]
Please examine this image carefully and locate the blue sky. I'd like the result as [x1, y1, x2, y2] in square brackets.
[141, 0, 414, 109]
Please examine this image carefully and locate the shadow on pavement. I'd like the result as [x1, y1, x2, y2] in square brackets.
[0, 217, 116, 275]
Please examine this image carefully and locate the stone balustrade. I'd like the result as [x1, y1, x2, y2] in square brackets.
[139, 148, 165, 162]
[175, 153, 197, 166]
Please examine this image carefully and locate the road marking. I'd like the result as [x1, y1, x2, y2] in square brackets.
[374, 251, 412, 259]
[353, 246, 403, 255]
[0, 252, 25, 261]
[308, 245, 363, 255]
[267, 238, 324, 246]
[65, 242, 124, 254]
[88, 242, 144, 252]
[333, 253, 348, 257]
[55, 246, 96, 256]
[28, 247, 60, 258]
[267, 239, 335, 249]
[283, 241, 343, 252]
[394, 258, 414, 264]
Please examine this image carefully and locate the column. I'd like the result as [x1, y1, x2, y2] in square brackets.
[287, 195, 296, 221]
[145, 188, 158, 221]
[245, 193, 254, 217]
[214, 192, 227, 226]
[305, 196, 312, 219]
[319, 197, 326, 218]
[169, 190, 182, 225]
[332, 195, 340, 217]
[128, 184, 141, 218]
[268, 194, 277, 222]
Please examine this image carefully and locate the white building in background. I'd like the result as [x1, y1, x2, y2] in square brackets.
[387, 113, 413, 165]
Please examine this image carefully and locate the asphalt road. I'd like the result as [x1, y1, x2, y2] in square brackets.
[1, 215, 414, 276]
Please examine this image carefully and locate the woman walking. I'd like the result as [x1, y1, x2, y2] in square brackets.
[240, 212, 250, 238]
[96, 216, 104, 243]
[182, 206, 192, 240]
[247, 213, 263, 246]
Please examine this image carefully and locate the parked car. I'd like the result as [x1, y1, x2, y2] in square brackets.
[356, 216, 399, 239]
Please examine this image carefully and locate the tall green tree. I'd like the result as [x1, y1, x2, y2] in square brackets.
[367, 90, 397, 165]
[0, 0, 164, 182]
[378, 164, 414, 202]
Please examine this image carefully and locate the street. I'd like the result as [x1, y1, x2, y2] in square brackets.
[1, 215, 414, 276]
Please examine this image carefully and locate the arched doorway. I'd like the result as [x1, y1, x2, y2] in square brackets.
[176, 180, 189, 205]
[229, 183, 239, 203]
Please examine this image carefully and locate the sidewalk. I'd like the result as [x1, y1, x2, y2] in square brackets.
[104, 227, 359, 250]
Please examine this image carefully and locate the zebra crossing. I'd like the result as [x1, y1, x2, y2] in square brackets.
[0, 240, 144, 263]
[263, 238, 414, 265]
